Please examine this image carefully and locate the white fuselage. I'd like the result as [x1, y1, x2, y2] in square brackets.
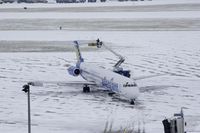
[80, 63, 139, 101]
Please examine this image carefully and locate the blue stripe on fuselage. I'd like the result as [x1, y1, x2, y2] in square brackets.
[81, 69, 119, 92]
[102, 77, 119, 92]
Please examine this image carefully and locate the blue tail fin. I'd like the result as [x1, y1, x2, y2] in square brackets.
[74, 41, 84, 65]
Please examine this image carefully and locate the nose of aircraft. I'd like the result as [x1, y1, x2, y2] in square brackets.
[122, 86, 140, 100]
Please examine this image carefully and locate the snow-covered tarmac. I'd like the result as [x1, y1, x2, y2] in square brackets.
[0, 1, 200, 133]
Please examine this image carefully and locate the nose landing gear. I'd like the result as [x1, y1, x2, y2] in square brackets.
[83, 85, 90, 93]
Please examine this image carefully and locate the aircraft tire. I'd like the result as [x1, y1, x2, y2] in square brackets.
[108, 92, 114, 96]
[130, 99, 135, 105]
[83, 86, 90, 93]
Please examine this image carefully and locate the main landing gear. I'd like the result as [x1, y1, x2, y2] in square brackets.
[83, 85, 90, 93]
[130, 99, 135, 105]
[108, 92, 115, 96]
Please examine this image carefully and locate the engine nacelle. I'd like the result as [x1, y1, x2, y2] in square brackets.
[67, 66, 81, 76]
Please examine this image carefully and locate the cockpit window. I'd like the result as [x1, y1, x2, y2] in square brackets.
[123, 82, 137, 87]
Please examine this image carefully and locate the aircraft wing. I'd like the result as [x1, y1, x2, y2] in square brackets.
[132, 74, 166, 81]
[26, 80, 97, 87]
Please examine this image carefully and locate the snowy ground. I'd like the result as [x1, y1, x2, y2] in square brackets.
[0, 1, 200, 133]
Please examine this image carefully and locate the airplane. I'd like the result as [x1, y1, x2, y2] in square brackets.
[26, 39, 164, 105]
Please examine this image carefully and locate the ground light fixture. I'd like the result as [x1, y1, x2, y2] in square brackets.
[22, 83, 32, 133]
